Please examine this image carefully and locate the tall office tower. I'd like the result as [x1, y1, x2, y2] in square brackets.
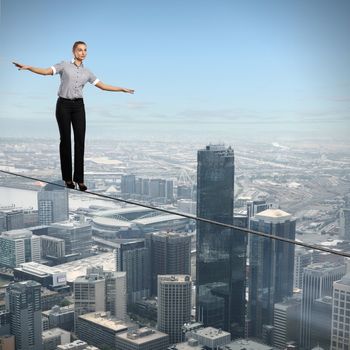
[246, 200, 272, 225]
[273, 297, 301, 349]
[149, 179, 161, 198]
[0, 229, 41, 268]
[157, 275, 191, 344]
[159, 179, 166, 198]
[79, 266, 127, 321]
[0, 212, 5, 232]
[340, 208, 350, 240]
[115, 240, 150, 303]
[166, 180, 174, 201]
[147, 231, 191, 296]
[0, 208, 24, 231]
[331, 272, 350, 350]
[73, 270, 106, 321]
[49, 221, 92, 257]
[196, 144, 246, 338]
[38, 182, 69, 225]
[311, 296, 332, 350]
[248, 209, 296, 337]
[142, 178, 150, 196]
[300, 262, 346, 350]
[6, 281, 43, 350]
[23, 209, 39, 228]
[135, 178, 142, 195]
[121, 174, 136, 194]
[103, 270, 127, 321]
[293, 247, 313, 290]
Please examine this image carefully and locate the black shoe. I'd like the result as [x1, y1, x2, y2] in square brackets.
[76, 183, 87, 191]
[65, 181, 75, 189]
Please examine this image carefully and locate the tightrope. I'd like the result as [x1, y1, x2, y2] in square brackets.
[1, 169, 349, 259]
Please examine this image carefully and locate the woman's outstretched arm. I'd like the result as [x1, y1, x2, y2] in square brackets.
[13, 62, 53, 76]
[95, 81, 134, 94]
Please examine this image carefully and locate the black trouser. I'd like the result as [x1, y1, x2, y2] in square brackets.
[55, 97, 86, 183]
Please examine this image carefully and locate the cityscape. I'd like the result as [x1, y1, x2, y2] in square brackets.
[0, 137, 349, 350]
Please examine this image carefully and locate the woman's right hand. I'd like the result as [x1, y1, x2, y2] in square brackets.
[12, 62, 29, 70]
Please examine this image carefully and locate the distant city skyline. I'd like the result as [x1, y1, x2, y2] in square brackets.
[0, 0, 349, 141]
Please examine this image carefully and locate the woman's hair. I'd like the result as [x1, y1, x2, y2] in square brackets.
[72, 41, 87, 51]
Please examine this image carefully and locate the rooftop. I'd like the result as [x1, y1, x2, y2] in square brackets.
[57, 340, 99, 349]
[1, 229, 33, 239]
[158, 275, 191, 283]
[133, 214, 187, 226]
[193, 326, 231, 340]
[116, 327, 168, 344]
[173, 339, 274, 350]
[254, 209, 292, 223]
[55, 252, 115, 283]
[17, 262, 65, 276]
[42, 327, 70, 340]
[94, 206, 153, 217]
[92, 216, 133, 229]
[51, 221, 90, 229]
[78, 312, 128, 333]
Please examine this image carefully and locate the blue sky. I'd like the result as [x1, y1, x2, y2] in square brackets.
[0, 0, 349, 142]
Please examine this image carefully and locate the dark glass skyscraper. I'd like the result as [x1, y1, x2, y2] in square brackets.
[248, 209, 296, 338]
[196, 144, 246, 338]
[115, 240, 150, 303]
[147, 231, 191, 296]
[6, 280, 43, 350]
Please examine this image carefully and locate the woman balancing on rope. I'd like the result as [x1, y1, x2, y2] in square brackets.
[13, 41, 134, 191]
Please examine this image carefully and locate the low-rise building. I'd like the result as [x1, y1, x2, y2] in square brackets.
[42, 305, 75, 331]
[14, 262, 68, 292]
[115, 327, 169, 350]
[76, 312, 128, 350]
[42, 328, 70, 350]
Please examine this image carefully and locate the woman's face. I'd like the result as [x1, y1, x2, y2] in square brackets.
[73, 44, 87, 61]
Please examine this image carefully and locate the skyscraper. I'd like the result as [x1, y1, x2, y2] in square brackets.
[340, 208, 350, 240]
[157, 275, 191, 344]
[147, 231, 191, 296]
[104, 270, 127, 321]
[196, 144, 246, 337]
[246, 200, 272, 225]
[0, 229, 41, 268]
[121, 174, 136, 194]
[74, 266, 127, 322]
[6, 281, 43, 350]
[0, 208, 24, 231]
[115, 240, 150, 303]
[73, 270, 106, 321]
[331, 271, 350, 350]
[273, 297, 301, 349]
[300, 262, 346, 349]
[293, 247, 313, 290]
[38, 182, 68, 225]
[248, 209, 296, 337]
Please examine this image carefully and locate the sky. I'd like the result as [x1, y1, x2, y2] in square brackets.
[0, 0, 349, 143]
